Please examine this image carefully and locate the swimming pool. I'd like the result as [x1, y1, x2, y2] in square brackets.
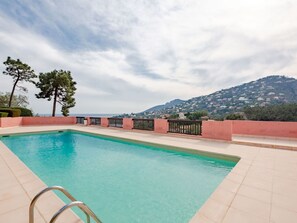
[1, 130, 237, 223]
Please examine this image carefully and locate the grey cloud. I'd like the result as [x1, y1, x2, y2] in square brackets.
[125, 53, 166, 80]
[1, 0, 297, 114]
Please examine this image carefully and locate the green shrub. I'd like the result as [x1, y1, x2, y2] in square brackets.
[11, 108, 21, 117]
[0, 108, 13, 117]
[0, 108, 21, 117]
[244, 104, 297, 121]
[0, 112, 8, 117]
[225, 113, 245, 120]
[12, 107, 33, 116]
[186, 110, 208, 120]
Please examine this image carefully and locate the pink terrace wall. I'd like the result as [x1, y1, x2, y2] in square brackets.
[154, 119, 168, 134]
[202, 120, 232, 141]
[0, 117, 23, 128]
[101, 118, 109, 127]
[123, 118, 133, 130]
[22, 117, 76, 125]
[86, 117, 90, 125]
[232, 120, 297, 138]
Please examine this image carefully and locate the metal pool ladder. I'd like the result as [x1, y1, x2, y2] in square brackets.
[29, 186, 102, 223]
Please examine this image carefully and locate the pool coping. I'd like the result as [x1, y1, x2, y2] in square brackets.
[1, 125, 297, 223]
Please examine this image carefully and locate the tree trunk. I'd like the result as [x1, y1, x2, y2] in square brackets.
[9, 77, 19, 107]
[52, 87, 58, 117]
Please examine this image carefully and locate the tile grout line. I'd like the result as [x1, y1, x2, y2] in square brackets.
[221, 150, 257, 222]
[0, 144, 48, 223]
[1, 125, 297, 223]
[269, 152, 277, 223]
[0, 156, 31, 216]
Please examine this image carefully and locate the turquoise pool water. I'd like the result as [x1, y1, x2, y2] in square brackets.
[1, 131, 236, 223]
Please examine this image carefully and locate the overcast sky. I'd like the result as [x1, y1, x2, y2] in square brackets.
[0, 0, 297, 115]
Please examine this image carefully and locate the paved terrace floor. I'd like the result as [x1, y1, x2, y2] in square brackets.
[233, 135, 297, 151]
[0, 125, 297, 223]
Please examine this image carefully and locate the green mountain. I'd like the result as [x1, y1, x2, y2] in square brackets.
[138, 75, 297, 118]
[144, 99, 185, 113]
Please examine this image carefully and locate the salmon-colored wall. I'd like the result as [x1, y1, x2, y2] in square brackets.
[101, 117, 109, 127]
[232, 120, 297, 138]
[86, 117, 90, 125]
[202, 120, 232, 141]
[0, 117, 23, 128]
[2, 116, 296, 140]
[154, 119, 168, 134]
[123, 118, 133, 130]
[22, 117, 76, 125]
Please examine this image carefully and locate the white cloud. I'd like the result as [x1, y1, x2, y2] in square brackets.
[0, 0, 297, 114]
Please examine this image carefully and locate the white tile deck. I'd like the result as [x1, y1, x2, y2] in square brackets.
[233, 135, 297, 150]
[0, 125, 297, 223]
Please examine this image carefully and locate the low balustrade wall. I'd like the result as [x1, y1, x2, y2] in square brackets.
[232, 120, 297, 138]
[22, 117, 76, 125]
[123, 118, 133, 130]
[0, 116, 76, 127]
[0, 117, 23, 128]
[202, 120, 233, 141]
[1, 116, 297, 141]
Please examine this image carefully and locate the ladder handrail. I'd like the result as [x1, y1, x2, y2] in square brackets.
[29, 186, 93, 223]
[50, 201, 102, 223]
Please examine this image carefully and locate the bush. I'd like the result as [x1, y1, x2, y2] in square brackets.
[186, 110, 208, 120]
[0, 112, 8, 117]
[225, 113, 245, 120]
[244, 103, 297, 121]
[12, 108, 21, 117]
[0, 108, 21, 117]
[12, 107, 33, 116]
[168, 113, 179, 119]
[0, 108, 13, 117]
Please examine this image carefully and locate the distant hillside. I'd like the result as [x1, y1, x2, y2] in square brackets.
[143, 99, 185, 113]
[138, 75, 297, 118]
